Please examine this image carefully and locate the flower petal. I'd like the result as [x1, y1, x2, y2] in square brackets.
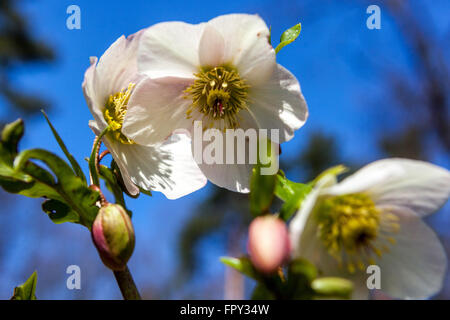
[122, 77, 194, 146]
[191, 129, 254, 193]
[377, 205, 447, 299]
[198, 24, 225, 67]
[325, 158, 450, 217]
[95, 31, 143, 96]
[138, 21, 204, 78]
[207, 14, 276, 86]
[83, 32, 143, 127]
[247, 65, 308, 143]
[105, 131, 206, 200]
[293, 210, 370, 299]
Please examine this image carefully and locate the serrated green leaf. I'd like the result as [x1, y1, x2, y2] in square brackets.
[275, 174, 312, 221]
[42, 110, 86, 183]
[11, 271, 37, 300]
[220, 256, 257, 280]
[275, 23, 301, 54]
[14, 149, 100, 227]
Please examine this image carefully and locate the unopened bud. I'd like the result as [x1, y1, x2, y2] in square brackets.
[311, 277, 353, 299]
[247, 215, 291, 274]
[91, 204, 135, 271]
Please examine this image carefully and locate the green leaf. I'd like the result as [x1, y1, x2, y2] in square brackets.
[251, 283, 276, 300]
[249, 139, 277, 216]
[42, 199, 80, 224]
[275, 173, 312, 221]
[11, 271, 37, 300]
[250, 166, 276, 216]
[220, 256, 257, 280]
[275, 23, 301, 54]
[14, 149, 100, 227]
[42, 110, 86, 183]
[0, 120, 100, 228]
[1, 118, 24, 156]
[285, 258, 317, 299]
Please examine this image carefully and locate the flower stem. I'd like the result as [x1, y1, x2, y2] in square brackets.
[113, 266, 142, 300]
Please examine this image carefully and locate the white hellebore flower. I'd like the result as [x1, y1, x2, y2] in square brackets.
[290, 158, 450, 299]
[120, 14, 308, 192]
[82, 31, 206, 199]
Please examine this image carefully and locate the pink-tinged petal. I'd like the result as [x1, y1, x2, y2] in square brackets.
[247, 65, 308, 143]
[138, 21, 204, 78]
[208, 14, 276, 86]
[122, 77, 194, 146]
[198, 24, 225, 67]
[376, 206, 447, 299]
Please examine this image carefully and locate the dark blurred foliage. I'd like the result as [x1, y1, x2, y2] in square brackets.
[0, 0, 56, 298]
[0, 0, 54, 123]
[175, 0, 450, 299]
[378, 0, 450, 157]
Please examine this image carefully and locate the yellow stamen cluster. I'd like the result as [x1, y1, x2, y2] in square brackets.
[315, 193, 400, 273]
[185, 66, 249, 129]
[103, 83, 136, 144]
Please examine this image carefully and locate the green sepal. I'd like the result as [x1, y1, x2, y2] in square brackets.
[11, 271, 37, 300]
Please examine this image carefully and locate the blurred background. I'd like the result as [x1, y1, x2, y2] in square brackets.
[0, 0, 449, 299]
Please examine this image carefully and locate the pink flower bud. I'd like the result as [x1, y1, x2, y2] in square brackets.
[247, 215, 291, 274]
[91, 204, 135, 271]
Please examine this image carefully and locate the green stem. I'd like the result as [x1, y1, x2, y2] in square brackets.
[89, 126, 110, 186]
[113, 266, 142, 300]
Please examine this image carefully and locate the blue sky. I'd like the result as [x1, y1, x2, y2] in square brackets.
[1, 0, 449, 299]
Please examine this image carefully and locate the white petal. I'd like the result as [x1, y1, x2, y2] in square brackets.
[89, 120, 139, 196]
[82, 57, 104, 126]
[107, 133, 206, 200]
[325, 158, 450, 217]
[207, 14, 276, 86]
[95, 31, 143, 96]
[247, 65, 308, 143]
[290, 173, 336, 254]
[122, 77, 194, 146]
[289, 188, 321, 255]
[198, 162, 252, 193]
[293, 211, 370, 299]
[198, 24, 225, 67]
[138, 21, 204, 78]
[377, 206, 447, 299]
[191, 129, 254, 193]
[83, 32, 143, 128]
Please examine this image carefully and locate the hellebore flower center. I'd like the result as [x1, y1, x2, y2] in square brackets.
[185, 66, 249, 129]
[315, 193, 400, 273]
[103, 83, 136, 145]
